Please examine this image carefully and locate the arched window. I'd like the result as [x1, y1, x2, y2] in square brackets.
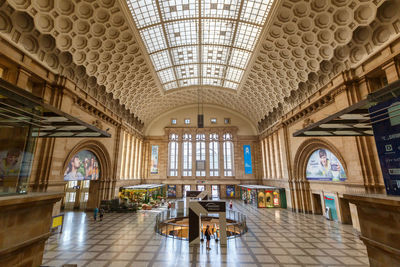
[168, 134, 179, 176]
[223, 133, 234, 176]
[196, 133, 206, 176]
[209, 133, 219, 176]
[182, 133, 192, 176]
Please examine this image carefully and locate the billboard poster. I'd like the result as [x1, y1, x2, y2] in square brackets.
[150, 145, 159, 174]
[306, 149, 346, 182]
[64, 150, 100, 181]
[226, 185, 235, 198]
[324, 196, 338, 221]
[167, 185, 176, 198]
[369, 98, 400, 195]
[243, 145, 252, 174]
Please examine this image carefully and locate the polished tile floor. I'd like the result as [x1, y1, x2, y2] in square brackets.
[42, 200, 369, 267]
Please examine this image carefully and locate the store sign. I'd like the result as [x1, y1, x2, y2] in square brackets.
[64, 150, 100, 181]
[150, 145, 159, 174]
[369, 98, 400, 195]
[306, 149, 346, 182]
[186, 190, 202, 197]
[199, 201, 226, 212]
[243, 145, 252, 174]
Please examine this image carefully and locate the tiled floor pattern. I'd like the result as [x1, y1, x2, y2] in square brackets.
[42, 200, 369, 267]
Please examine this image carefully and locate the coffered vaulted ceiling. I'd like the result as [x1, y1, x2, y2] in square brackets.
[1, 0, 400, 130]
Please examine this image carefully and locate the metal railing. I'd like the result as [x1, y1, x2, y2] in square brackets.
[155, 209, 247, 240]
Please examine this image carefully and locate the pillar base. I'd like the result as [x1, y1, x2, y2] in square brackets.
[344, 194, 400, 267]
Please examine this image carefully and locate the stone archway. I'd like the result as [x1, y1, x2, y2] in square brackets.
[292, 138, 347, 213]
[62, 140, 112, 210]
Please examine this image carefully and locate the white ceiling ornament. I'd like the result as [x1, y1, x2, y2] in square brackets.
[126, 0, 274, 90]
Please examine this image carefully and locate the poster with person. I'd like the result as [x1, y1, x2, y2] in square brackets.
[168, 185, 176, 198]
[306, 149, 346, 181]
[64, 150, 100, 181]
[226, 185, 235, 197]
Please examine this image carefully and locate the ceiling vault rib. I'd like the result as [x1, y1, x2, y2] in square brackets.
[198, 0, 202, 87]
[154, 0, 179, 84]
[222, 0, 245, 87]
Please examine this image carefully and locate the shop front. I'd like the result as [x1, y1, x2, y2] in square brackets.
[119, 184, 166, 210]
[239, 185, 287, 208]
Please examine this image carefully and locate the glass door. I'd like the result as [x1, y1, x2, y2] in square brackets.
[79, 180, 90, 210]
[211, 185, 219, 199]
[183, 185, 191, 197]
[64, 180, 78, 209]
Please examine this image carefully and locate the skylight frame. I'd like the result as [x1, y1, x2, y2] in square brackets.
[126, 0, 274, 90]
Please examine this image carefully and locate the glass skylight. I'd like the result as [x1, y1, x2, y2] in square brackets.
[126, 0, 275, 90]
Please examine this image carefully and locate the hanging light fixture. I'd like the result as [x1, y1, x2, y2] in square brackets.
[197, 87, 204, 128]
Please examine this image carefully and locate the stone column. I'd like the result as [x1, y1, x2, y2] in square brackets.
[382, 59, 399, 83]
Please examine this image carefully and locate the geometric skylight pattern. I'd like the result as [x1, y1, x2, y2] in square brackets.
[126, 0, 274, 90]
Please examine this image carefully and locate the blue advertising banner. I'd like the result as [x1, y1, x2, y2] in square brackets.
[369, 98, 400, 195]
[243, 145, 252, 174]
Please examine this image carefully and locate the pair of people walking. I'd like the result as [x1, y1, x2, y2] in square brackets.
[93, 207, 104, 221]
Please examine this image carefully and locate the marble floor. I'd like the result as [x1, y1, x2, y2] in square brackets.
[42, 200, 369, 267]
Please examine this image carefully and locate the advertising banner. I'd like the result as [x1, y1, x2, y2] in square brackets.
[369, 98, 400, 195]
[306, 149, 346, 181]
[226, 185, 235, 197]
[150, 145, 159, 174]
[243, 145, 252, 174]
[64, 150, 100, 181]
[324, 196, 338, 221]
[167, 185, 176, 198]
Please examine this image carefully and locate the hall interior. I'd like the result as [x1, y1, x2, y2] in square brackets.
[0, 0, 400, 266]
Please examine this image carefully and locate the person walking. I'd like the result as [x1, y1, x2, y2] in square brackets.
[99, 208, 104, 221]
[93, 207, 99, 221]
[229, 200, 233, 210]
[205, 225, 212, 250]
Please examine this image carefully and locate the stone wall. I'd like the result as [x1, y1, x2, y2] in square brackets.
[260, 35, 400, 226]
[0, 37, 144, 212]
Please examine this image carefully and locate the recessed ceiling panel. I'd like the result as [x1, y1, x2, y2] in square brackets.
[126, 0, 274, 90]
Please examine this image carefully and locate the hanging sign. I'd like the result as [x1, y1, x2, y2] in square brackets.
[243, 145, 252, 174]
[150, 145, 159, 174]
[369, 98, 400, 195]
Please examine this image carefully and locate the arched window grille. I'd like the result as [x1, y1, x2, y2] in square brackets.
[168, 134, 179, 176]
[209, 133, 219, 176]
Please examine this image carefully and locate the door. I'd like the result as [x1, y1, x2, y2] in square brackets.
[211, 185, 219, 199]
[313, 193, 323, 215]
[64, 181, 78, 210]
[79, 180, 90, 210]
[183, 185, 191, 197]
[197, 185, 205, 191]
[64, 180, 90, 210]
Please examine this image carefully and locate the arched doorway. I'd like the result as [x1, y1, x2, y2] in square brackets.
[62, 141, 111, 210]
[292, 139, 347, 214]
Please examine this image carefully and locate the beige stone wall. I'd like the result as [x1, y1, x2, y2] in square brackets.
[143, 127, 261, 198]
[260, 36, 400, 223]
[0, 39, 144, 212]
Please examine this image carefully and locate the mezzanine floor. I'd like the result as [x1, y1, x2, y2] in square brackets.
[42, 200, 369, 267]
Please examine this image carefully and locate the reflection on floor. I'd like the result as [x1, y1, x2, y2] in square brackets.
[42, 200, 369, 267]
